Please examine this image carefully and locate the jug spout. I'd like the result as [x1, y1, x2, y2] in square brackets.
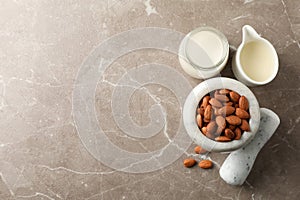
[242, 25, 260, 43]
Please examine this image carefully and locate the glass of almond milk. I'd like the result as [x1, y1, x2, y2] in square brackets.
[179, 27, 229, 79]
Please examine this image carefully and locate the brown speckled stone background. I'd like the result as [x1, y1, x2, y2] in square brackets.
[0, 0, 299, 199]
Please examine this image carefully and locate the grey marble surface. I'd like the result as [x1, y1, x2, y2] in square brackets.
[0, 0, 299, 199]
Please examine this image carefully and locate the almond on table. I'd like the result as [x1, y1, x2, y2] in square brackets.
[194, 146, 207, 154]
[183, 158, 196, 168]
[198, 160, 213, 169]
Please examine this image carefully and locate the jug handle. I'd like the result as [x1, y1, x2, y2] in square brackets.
[242, 25, 260, 43]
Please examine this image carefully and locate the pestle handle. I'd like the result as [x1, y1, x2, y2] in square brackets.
[219, 108, 280, 185]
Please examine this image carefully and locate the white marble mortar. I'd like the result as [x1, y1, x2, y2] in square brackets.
[183, 77, 260, 152]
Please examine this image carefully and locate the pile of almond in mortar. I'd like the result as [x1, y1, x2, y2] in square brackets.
[183, 88, 251, 169]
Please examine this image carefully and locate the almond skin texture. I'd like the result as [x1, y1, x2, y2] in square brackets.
[225, 128, 235, 139]
[215, 94, 229, 102]
[201, 96, 210, 108]
[234, 127, 242, 140]
[198, 160, 213, 169]
[199, 96, 210, 114]
[207, 121, 217, 134]
[197, 107, 205, 116]
[216, 126, 224, 135]
[203, 118, 210, 123]
[226, 115, 242, 125]
[214, 90, 219, 97]
[228, 125, 236, 131]
[219, 106, 235, 116]
[206, 132, 215, 140]
[216, 116, 226, 130]
[201, 127, 207, 135]
[204, 105, 212, 121]
[184, 158, 196, 168]
[215, 136, 231, 142]
[240, 119, 250, 131]
[194, 146, 207, 154]
[209, 98, 223, 108]
[219, 89, 230, 94]
[196, 114, 203, 128]
[230, 91, 240, 102]
[213, 107, 219, 116]
[223, 102, 233, 106]
[236, 108, 250, 119]
[239, 96, 249, 111]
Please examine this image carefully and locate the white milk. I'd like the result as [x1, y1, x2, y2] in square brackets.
[179, 27, 229, 79]
[240, 41, 276, 82]
[186, 31, 224, 68]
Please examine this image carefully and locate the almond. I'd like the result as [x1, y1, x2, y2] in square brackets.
[197, 107, 205, 115]
[215, 94, 229, 102]
[198, 160, 213, 169]
[194, 146, 207, 154]
[234, 127, 242, 140]
[235, 108, 250, 119]
[213, 90, 219, 97]
[239, 96, 249, 111]
[207, 121, 217, 134]
[216, 126, 224, 135]
[204, 105, 212, 121]
[228, 125, 236, 131]
[218, 106, 235, 116]
[202, 96, 210, 108]
[240, 119, 250, 131]
[229, 91, 240, 102]
[226, 115, 242, 125]
[215, 136, 231, 142]
[219, 89, 230, 94]
[184, 158, 196, 168]
[224, 128, 235, 139]
[203, 118, 210, 123]
[213, 107, 219, 116]
[196, 114, 203, 128]
[223, 102, 233, 106]
[199, 96, 210, 114]
[206, 132, 215, 140]
[216, 116, 226, 130]
[201, 127, 207, 135]
[209, 98, 222, 108]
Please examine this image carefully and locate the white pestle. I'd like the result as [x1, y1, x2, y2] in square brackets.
[219, 108, 280, 185]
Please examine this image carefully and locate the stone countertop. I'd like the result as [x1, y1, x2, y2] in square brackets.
[0, 0, 299, 199]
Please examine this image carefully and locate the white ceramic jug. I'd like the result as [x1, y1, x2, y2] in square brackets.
[232, 25, 279, 86]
